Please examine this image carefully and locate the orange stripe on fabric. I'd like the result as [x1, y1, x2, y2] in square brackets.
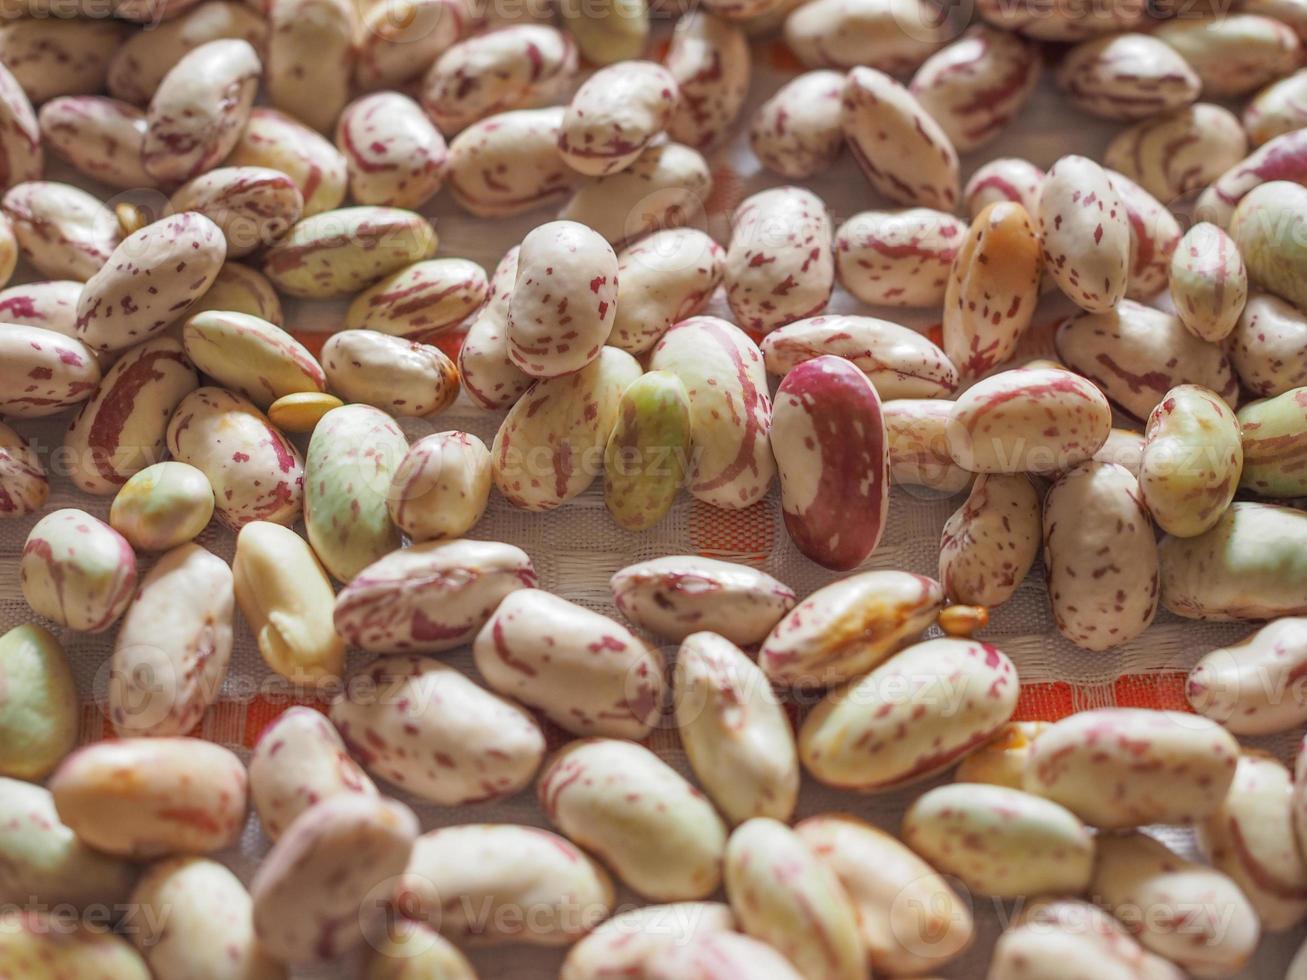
[1114, 672, 1191, 712]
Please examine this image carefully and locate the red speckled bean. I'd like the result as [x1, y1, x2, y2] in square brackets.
[458, 247, 533, 410]
[1105, 103, 1247, 203]
[1155, 13, 1301, 98]
[883, 398, 973, 492]
[168, 166, 303, 258]
[387, 431, 492, 542]
[38, 96, 150, 190]
[1245, 68, 1307, 145]
[0, 19, 128, 104]
[609, 228, 723, 354]
[964, 157, 1044, 219]
[1188, 620, 1307, 734]
[446, 107, 574, 218]
[227, 108, 348, 218]
[562, 903, 735, 980]
[1228, 291, 1307, 396]
[974, 0, 1146, 39]
[560, 61, 677, 176]
[2, 180, 120, 281]
[1056, 32, 1200, 120]
[0, 323, 100, 419]
[265, 0, 353, 134]
[665, 11, 750, 151]
[20, 508, 136, 633]
[783, 0, 943, 72]
[0, 422, 47, 519]
[346, 258, 487, 339]
[833, 208, 965, 309]
[321, 329, 459, 419]
[751, 70, 843, 179]
[939, 474, 1040, 608]
[355, 0, 473, 91]
[0, 62, 39, 191]
[1107, 168, 1182, 300]
[336, 92, 447, 209]
[1037, 154, 1129, 313]
[1170, 222, 1248, 341]
[181, 310, 323, 409]
[0, 279, 81, 337]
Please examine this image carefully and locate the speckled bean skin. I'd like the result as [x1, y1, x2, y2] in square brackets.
[1056, 33, 1200, 120]
[0, 624, 75, 780]
[751, 70, 844, 179]
[355, 0, 473, 91]
[250, 707, 377, 842]
[459, 248, 533, 410]
[262, 206, 437, 299]
[50, 737, 248, 857]
[722, 817, 865, 980]
[182, 311, 322, 409]
[1108, 168, 1182, 300]
[421, 25, 577, 133]
[947, 367, 1111, 475]
[446, 107, 573, 218]
[648, 316, 774, 509]
[0, 63, 39, 192]
[1195, 129, 1307, 228]
[760, 569, 941, 688]
[0, 323, 99, 418]
[190, 262, 284, 324]
[304, 403, 407, 581]
[603, 370, 690, 531]
[396, 824, 615, 947]
[1245, 69, 1307, 145]
[1231, 180, 1307, 311]
[954, 720, 1047, 788]
[130, 857, 284, 980]
[251, 794, 418, 967]
[2, 181, 120, 281]
[559, 141, 713, 247]
[346, 258, 488, 339]
[771, 354, 887, 569]
[841, 67, 959, 211]
[833, 208, 965, 309]
[610, 228, 722, 354]
[109, 543, 234, 738]
[559, 61, 677, 176]
[0, 279, 81, 336]
[474, 588, 665, 739]
[561, 903, 735, 980]
[783, 0, 942, 72]
[675, 632, 799, 824]
[0, 19, 128, 104]
[1239, 387, 1307, 496]
[142, 39, 260, 183]
[1162, 502, 1307, 619]
[227, 108, 348, 218]
[0, 912, 151, 978]
[884, 398, 973, 492]
[665, 11, 750, 151]
[20, 508, 136, 633]
[1092, 832, 1260, 976]
[939, 474, 1040, 607]
[611, 556, 796, 645]
[975, 0, 1146, 40]
[364, 920, 478, 980]
[648, 932, 806, 980]
[492, 346, 641, 510]
[1187, 617, 1307, 734]
[265, 0, 353, 134]
[910, 27, 1039, 153]
[321, 330, 459, 419]
[167, 387, 305, 529]
[1055, 300, 1238, 420]
[335, 92, 446, 209]
[508, 220, 617, 376]
[1105, 103, 1248, 202]
[1170, 223, 1247, 342]
[1023, 708, 1239, 827]
[964, 157, 1044, 219]
[1155, 14, 1301, 98]
[109, 462, 214, 552]
[799, 637, 1018, 791]
[387, 432, 491, 542]
[38, 96, 153, 190]
[168, 166, 303, 258]
[1037, 155, 1129, 313]
[0, 422, 47, 519]
[332, 655, 544, 805]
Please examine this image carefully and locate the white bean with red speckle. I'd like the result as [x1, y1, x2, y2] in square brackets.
[346, 257, 488, 339]
[0, 279, 81, 336]
[387, 431, 491, 542]
[649, 933, 805, 980]
[1037, 154, 1130, 313]
[559, 61, 678, 176]
[446, 107, 574, 218]
[1105, 103, 1247, 202]
[20, 508, 135, 633]
[0, 323, 100, 419]
[783, 0, 944, 72]
[665, 11, 750, 151]
[1055, 33, 1201, 120]
[939, 474, 1040, 608]
[1170, 222, 1248, 341]
[227, 108, 348, 217]
[0, 62, 40, 191]
[321, 329, 459, 419]
[2, 180, 120, 281]
[0, 423, 47, 519]
[38, 96, 153, 190]
[609, 228, 723, 354]
[1107, 168, 1182, 300]
[1154, 13, 1301, 98]
[1229, 291, 1307, 396]
[0, 19, 129, 105]
[354, 0, 474, 92]
[265, 0, 353, 134]
[335, 92, 447, 209]
[459, 247, 533, 410]
[974, 0, 1146, 40]
[750, 70, 844, 179]
[168, 166, 304, 259]
[1245, 69, 1307, 145]
[561, 903, 735, 980]
[964, 157, 1044, 219]
[884, 398, 973, 492]
[833, 208, 965, 309]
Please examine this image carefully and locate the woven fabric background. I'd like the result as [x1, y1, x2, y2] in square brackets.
[2, 27, 1302, 977]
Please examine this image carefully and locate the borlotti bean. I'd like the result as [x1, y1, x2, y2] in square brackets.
[795, 814, 972, 976]
[1092, 832, 1260, 976]
[1155, 13, 1301, 98]
[665, 11, 750, 150]
[750, 70, 844, 179]
[1160, 502, 1307, 619]
[50, 737, 248, 857]
[1055, 300, 1239, 420]
[0, 912, 151, 979]
[989, 899, 1187, 980]
[609, 229, 723, 354]
[190, 262, 285, 325]
[303, 404, 407, 581]
[770, 354, 887, 570]
[459, 248, 533, 410]
[1056, 33, 1201, 120]
[396, 824, 615, 946]
[832, 208, 965, 309]
[1037, 155, 1129, 313]
[2, 181, 120, 281]
[1187, 618, 1307, 734]
[421, 25, 578, 133]
[558, 61, 677, 176]
[560, 0, 647, 65]
[761, 314, 959, 400]
[0, 63, 39, 191]
[939, 474, 1040, 607]
[1104, 103, 1248, 202]
[265, 0, 354, 134]
[603, 371, 691, 531]
[109, 543, 234, 738]
[168, 166, 304, 258]
[227, 108, 349, 217]
[321, 330, 460, 419]
[562, 902, 736, 980]
[233, 521, 345, 685]
[841, 67, 960, 211]
[262, 206, 437, 298]
[387, 432, 492, 542]
[783, 0, 943, 72]
[0, 777, 136, 909]
[142, 39, 261, 184]
[1108, 168, 1183, 300]
[910, 27, 1040, 153]
[38, 96, 154, 190]
[182, 311, 323, 409]
[346, 258, 489, 339]
[964, 157, 1045, 219]
[0, 625, 76, 780]
[1240, 387, 1307, 496]
[760, 569, 942, 688]
[251, 794, 419, 966]
[648, 932, 806, 980]
[0, 279, 81, 336]
[1249, 0, 1307, 38]
[475, 589, 666, 738]
[75, 212, 226, 354]
[975, 0, 1146, 39]
[365, 920, 478, 980]
[333, 655, 545, 805]
[0, 323, 99, 418]
[21, 509, 136, 633]
[493, 347, 641, 510]
[0, 423, 47, 519]
[446, 107, 573, 218]
[675, 632, 799, 824]
[1245, 69, 1307, 145]
[1170, 222, 1248, 342]
[109, 462, 214, 552]
[884, 398, 974, 492]
[336, 92, 446, 209]
[954, 720, 1048, 788]
[1023, 708, 1239, 826]
[611, 556, 796, 645]
[800, 637, 1018, 791]
[723, 817, 865, 980]
[167, 387, 305, 529]
[558, 141, 713, 247]
[249, 706, 377, 842]
[507, 220, 618, 376]
[334, 539, 534, 654]
[0, 19, 129, 104]
[355, 0, 474, 91]
[1231, 180, 1307, 311]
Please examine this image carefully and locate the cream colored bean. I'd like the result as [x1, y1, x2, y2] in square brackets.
[168, 166, 304, 258]
[939, 474, 1040, 607]
[109, 462, 214, 552]
[954, 720, 1048, 789]
[2, 180, 120, 281]
[1230, 179, 1307, 312]
[1104, 103, 1247, 201]
[1109, 167, 1182, 300]
[0, 19, 128, 104]
[0, 322, 100, 418]
[559, 61, 677, 176]
[884, 398, 973, 492]
[1187, 617, 1307, 735]
[0, 912, 150, 978]
[0, 279, 80, 335]
[364, 920, 479, 980]
[561, 903, 735, 980]
[964, 157, 1044, 219]
[750, 70, 844, 178]
[1155, 13, 1301, 97]
[648, 933, 806, 980]
[0, 422, 47, 519]
[665, 11, 750, 150]
[346, 258, 488, 339]
[0, 624, 76, 781]
[387, 432, 491, 542]
[336, 92, 447, 209]
[0, 62, 39, 192]
[355, 0, 474, 91]
[183, 311, 323, 409]
[833, 208, 965, 310]
[1245, 68, 1307, 144]
[265, 0, 353, 133]
[21, 508, 136, 634]
[445, 107, 573, 218]
[609, 228, 723, 354]
[321, 329, 459, 419]
[1170, 222, 1247, 341]
[38, 96, 153, 190]
[227, 108, 348, 217]
[189, 262, 284, 324]
[1038, 154, 1129, 313]
[459, 248, 533, 410]
[784, 0, 943, 71]
[1056, 32, 1200, 119]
